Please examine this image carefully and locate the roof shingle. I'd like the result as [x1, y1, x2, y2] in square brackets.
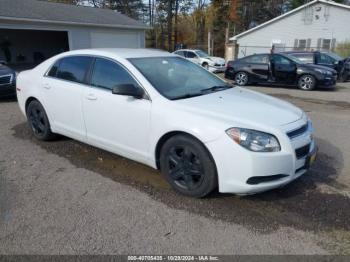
[0, 0, 148, 29]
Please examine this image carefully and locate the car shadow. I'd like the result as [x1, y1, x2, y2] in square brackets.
[11, 122, 350, 233]
[0, 96, 17, 103]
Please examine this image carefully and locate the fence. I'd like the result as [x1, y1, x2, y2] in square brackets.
[237, 45, 350, 58]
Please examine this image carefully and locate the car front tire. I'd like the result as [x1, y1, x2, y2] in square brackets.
[202, 63, 209, 70]
[298, 74, 316, 91]
[159, 134, 217, 198]
[26, 100, 57, 141]
[235, 72, 249, 86]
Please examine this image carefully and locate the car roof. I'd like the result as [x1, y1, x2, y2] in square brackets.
[174, 49, 201, 52]
[240, 53, 270, 57]
[57, 48, 176, 59]
[283, 51, 315, 54]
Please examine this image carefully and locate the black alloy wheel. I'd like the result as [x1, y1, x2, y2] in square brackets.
[26, 100, 56, 141]
[160, 135, 217, 198]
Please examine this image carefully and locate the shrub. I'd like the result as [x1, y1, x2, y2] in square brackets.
[335, 41, 350, 58]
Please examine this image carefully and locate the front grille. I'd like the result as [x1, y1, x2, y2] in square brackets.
[246, 174, 289, 185]
[0, 74, 13, 85]
[287, 123, 308, 139]
[295, 143, 310, 159]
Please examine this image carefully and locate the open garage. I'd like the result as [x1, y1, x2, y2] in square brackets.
[0, 0, 148, 70]
[0, 29, 69, 69]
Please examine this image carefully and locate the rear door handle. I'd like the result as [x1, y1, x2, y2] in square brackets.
[86, 94, 97, 101]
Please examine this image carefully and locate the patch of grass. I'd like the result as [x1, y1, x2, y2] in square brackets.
[335, 41, 350, 58]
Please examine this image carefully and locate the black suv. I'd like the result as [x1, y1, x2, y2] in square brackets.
[284, 51, 349, 82]
[0, 62, 16, 98]
[225, 53, 337, 91]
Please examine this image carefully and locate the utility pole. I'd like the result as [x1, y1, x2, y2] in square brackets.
[208, 31, 211, 55]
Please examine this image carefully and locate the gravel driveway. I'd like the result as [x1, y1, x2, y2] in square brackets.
[1, 83, 350, 254]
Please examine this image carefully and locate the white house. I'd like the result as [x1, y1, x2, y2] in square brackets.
[230, 0, 350, 58]
[0, 0, 148, 66]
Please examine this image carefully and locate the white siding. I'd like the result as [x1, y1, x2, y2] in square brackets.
[0, 19, 146, 51]
[236, 3, 350, 58]
[90, 28, 142, 48]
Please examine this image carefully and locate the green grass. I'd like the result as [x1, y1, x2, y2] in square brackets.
[335, 41, 350, 58]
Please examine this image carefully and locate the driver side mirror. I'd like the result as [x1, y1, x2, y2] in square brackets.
[112, 84, 145, 99]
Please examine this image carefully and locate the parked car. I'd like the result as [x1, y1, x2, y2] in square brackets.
[17, 49, 316, 197]
[173, 49, 226, 73]
[0, 62, 16, 98]
[225, 53, 337, 90]
[284, 51, 350, 82]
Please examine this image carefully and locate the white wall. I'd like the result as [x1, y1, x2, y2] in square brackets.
[236, 2, 350, 58]
[89, 28, 143, 48]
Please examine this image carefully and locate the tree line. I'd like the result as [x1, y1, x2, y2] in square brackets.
[49, 0, 349, 56]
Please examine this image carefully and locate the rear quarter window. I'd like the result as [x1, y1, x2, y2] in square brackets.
[47, 60, 60, 77]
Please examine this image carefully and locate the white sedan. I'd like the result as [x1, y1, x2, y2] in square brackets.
[173, 49, 226, 73]
[16, 48, 317, 197]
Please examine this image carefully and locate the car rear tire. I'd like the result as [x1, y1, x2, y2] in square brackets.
[235, 72, 249, 86]
[26, 100, 57, 141]
[298, 74, 316, 91]
[202, 63, 209, 70]
[159, 135, 217, 198]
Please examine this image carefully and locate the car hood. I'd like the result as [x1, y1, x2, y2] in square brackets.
[204, 56, 225, 65]
[176, 87, 303, 127]
[300, 63, 337, 73]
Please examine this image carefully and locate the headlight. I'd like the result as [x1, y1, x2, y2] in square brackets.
[314, 68, 331, 75]
[226, 128, 281, 152]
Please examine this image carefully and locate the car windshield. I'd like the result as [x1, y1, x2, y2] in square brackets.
[282, 54, 303, 64]
[195, 50, 210, 58]
[129, 56, 232, 100]
[326, 52, 343, 61]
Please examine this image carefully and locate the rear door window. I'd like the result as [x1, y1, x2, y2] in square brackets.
[271, 55, 293, 65]
[174, 51, 185, 57]
[56, 56, 93, 84]
[291, 53, 314, 64]
[240, 55, 269, 64]
[247, 55, 269, 64]
[186, 51, 197, 58]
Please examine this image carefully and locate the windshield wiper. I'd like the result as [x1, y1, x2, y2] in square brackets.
[171, 93, 203, 100]
[200, 85, 233, 93]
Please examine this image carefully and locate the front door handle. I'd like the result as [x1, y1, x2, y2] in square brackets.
[86, 94, 97, 101]
[43, 83, 51, 89]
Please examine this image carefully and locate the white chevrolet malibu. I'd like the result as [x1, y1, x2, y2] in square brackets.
[16, 49, 317, 198]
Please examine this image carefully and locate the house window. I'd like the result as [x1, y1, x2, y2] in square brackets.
[322, 39, 331, 50]
[298, 39, 307, 50]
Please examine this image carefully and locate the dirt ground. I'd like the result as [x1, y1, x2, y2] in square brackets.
[1, 82, 350, 254]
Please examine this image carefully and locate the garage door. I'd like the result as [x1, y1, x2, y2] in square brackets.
[90, 31, 140, 48]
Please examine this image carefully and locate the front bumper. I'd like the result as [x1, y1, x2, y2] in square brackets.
[0, 83, 16, 97]
[317, 75, 337, 88]
[209, 65, 226, 73]
[205, 117, 316, 195]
